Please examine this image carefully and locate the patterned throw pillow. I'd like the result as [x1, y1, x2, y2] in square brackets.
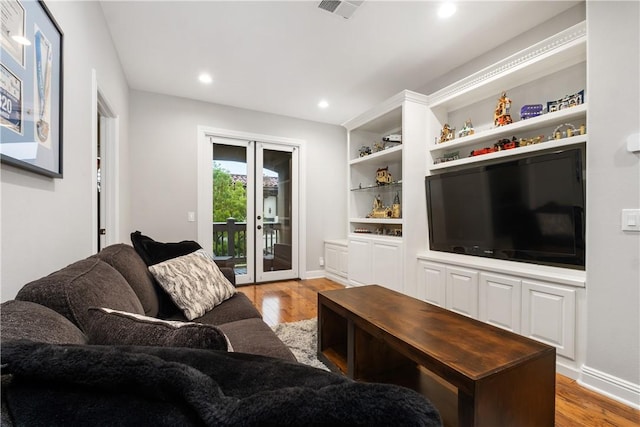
[148, 249, 237, 320]
[86, 307, 233, 351]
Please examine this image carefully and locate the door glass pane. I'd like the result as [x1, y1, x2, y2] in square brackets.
[262, 149, 292, 272]
[212, 143, 248, 276]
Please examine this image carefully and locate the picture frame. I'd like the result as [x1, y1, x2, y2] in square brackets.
[1, 0, 63, 178]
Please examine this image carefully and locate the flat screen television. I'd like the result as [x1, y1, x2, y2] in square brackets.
[425, 148, 585, 270]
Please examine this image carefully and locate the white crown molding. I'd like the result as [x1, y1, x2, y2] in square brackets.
[428, 21, 587, 108]
[342, 90, 428, 131]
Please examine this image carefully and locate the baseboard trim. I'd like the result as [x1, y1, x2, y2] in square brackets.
[580, 365, 640, 409]
[324, 272, 349, 287]
[556, 360, 581, 380]
[303, 269, 325, 280]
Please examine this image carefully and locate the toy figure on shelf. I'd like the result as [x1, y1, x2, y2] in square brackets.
[494, 91, 513, 127]
[458, 119, 475, 138]
[358, 145, 372, 157]
[392, 192, 401, 218]
[553, 123, 578, 139]
[494, 136, 519, 151]
[375, 167, 393, 185]
[438, 124, 455, 144]
[367, 195, 393, 219]
[520, 104, 543, 120]
[373, 141, 386, 153]
[519, 135, 544, 146]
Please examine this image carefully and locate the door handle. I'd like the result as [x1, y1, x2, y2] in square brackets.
[257, 225, 262, 230]
[257, 215, 262, 220]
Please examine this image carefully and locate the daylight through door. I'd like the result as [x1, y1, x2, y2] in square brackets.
[210, 137, 298, 284]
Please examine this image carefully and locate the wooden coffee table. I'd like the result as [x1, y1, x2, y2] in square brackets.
[317, 285, 555, 427]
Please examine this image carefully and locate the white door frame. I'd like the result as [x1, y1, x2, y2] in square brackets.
[91, 70, 120, 253]
[197, 126, 306, 283]
[255, 141, 299, 283]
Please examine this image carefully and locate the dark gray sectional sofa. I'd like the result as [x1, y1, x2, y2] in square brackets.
[0, 242, 442, 426]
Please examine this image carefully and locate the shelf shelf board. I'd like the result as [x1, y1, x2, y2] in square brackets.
[350, 144, 403, 166]
[350, 181, 402, 192]
[349, 232, 403, 241]
[430, 134, 586, 171]
[350, 218, 403, 225]
[430, 104, 587, 154]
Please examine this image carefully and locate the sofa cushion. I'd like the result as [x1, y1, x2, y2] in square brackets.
[96, 244, 160, 317]
[217, 318, 297, 362]
[85, 308, 231, 351]
[173, 293, 262, 325]
[148, 249, 236, 321]
[131, 231, 201, 266]
[0, 300, 87, 345]
[15, 257, 145, 332]
[130, 231, 214, 318]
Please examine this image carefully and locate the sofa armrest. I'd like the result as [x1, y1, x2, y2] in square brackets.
[219, 267, 236, 287]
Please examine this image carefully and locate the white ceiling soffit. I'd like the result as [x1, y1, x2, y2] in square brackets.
[318, 0, 364, 19]
[99, 1, 582, 126]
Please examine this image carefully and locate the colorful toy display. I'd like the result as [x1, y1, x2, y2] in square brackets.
[494, 91, 513, 127]
[438, 124, 455, 144]
[520, 104, 543, 120]
[358, 145, 372, 157]
[458, 119, 475, 137]
[434, 151, 460, 164]
[547, 90, 584, 112]
[375, 167, 393, 185]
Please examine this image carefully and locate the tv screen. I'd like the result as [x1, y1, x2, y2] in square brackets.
[425, 148, 585, 269]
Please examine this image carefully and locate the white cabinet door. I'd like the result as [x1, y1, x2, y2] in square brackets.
[325, 244, 341, 276]
[522, 280, 576, 360]
[479, 273, 521, 333]
[338, 246, 349, 277]
[348, 238, 372, 286]
[371, 239, 403, 292]
[417, 260, 446, 307]
[445, 266, 479, 318]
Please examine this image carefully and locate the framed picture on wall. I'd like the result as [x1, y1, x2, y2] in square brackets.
[0, 0, 63, 178]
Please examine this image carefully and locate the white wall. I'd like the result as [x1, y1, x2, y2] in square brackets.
[128, 90, 346, 277]
[0, 1, 130, 301]
[582, 1, 640, 406]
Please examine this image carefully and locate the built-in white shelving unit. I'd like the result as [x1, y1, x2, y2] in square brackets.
[340, 21, 589, 379]
[418, 21, 588, 378]
[343, 90, 430, 292]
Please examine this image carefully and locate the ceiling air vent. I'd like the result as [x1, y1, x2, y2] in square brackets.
[318, 0, 363, 19]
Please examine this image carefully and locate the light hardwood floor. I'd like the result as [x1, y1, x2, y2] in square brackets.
[238, 278, 640, 427]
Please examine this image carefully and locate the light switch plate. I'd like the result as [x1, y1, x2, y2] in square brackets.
[621, 209, 640, 232]
[187, 211, 196, 222]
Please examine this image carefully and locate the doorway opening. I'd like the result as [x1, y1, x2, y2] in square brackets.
[92, 71, 119, 253]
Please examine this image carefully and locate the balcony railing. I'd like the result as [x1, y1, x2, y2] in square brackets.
[212, 218, 282, 268]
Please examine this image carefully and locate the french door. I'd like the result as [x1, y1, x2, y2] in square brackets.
[202, 136, 299, 285]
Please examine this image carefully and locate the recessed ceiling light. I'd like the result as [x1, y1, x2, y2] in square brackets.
[11, 35, 31, 46]
[318, 100, 329, 109]
[198, 73, 213, 84]
[438, 2, 457, 19]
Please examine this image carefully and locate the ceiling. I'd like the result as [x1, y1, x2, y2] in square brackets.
[99, 1, 580, 126]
